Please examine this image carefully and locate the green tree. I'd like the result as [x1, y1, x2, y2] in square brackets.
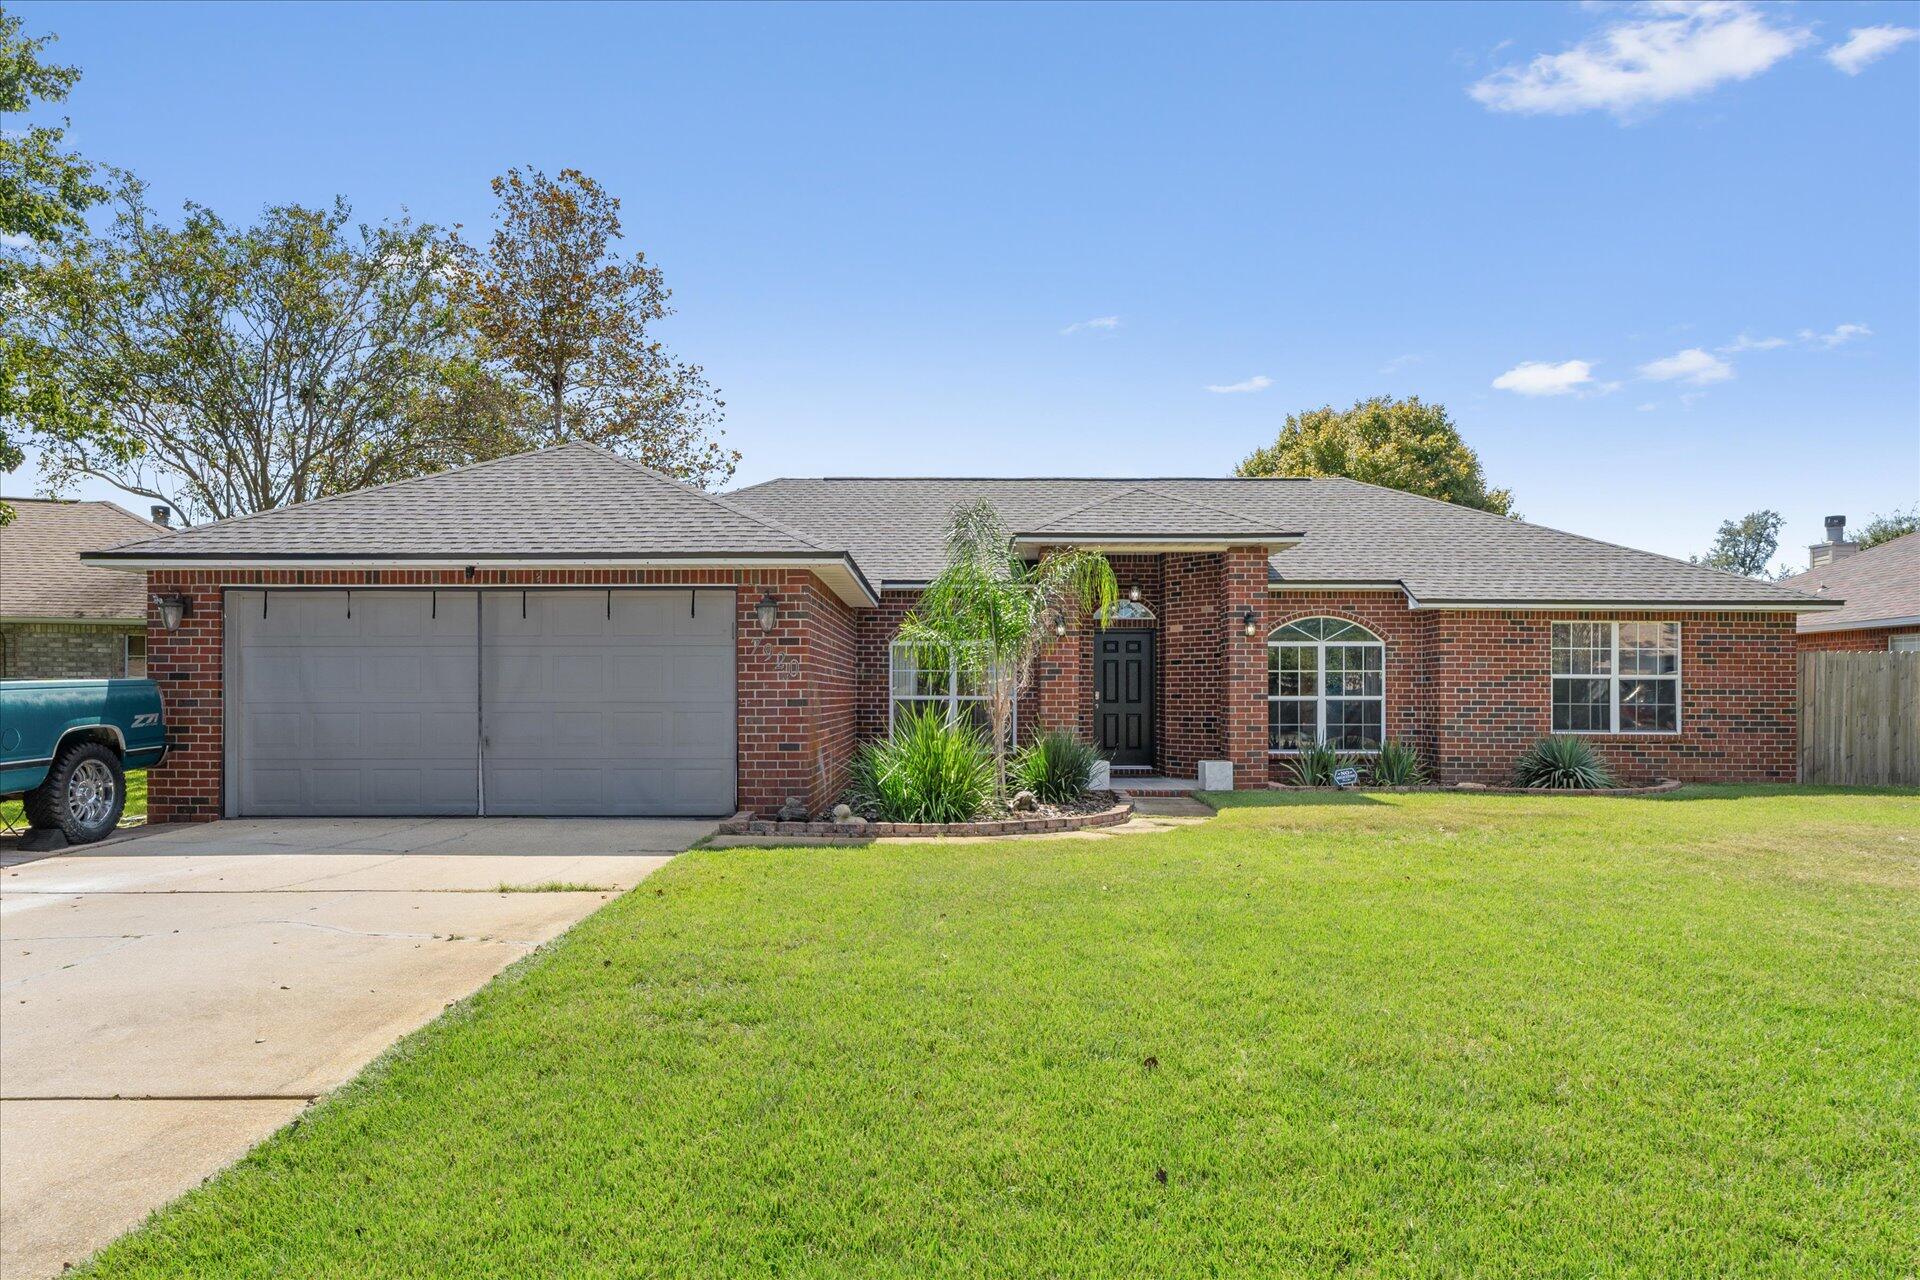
[898, 501, 1117, 799]
[12, 181, 473, 524]
[0, 11, 124, 523]
[1235, 395, 1515, 515]
[451, 167, 736, 488]
[1857, 505, 1918, 550]
[1695, 509, 1784, 578]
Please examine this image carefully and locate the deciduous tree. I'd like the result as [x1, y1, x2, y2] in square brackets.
[1235, 395, 1515, 516]
[1857, 506, 1917, 550]
[451, 167, 735, 487]
[1695, 509, 1784, 578]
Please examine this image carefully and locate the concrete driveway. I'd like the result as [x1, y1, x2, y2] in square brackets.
[0, 817, 711, 1280]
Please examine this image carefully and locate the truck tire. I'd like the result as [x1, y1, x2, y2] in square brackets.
[22, 740, 126, 844]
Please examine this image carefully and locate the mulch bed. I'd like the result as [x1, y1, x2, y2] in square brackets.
[718, 792, 1135, 839]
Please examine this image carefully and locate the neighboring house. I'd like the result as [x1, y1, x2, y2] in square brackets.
[1777, 520, 1918, 653]
[1, 498, 167, 680]
[80, 443, 1835, 824]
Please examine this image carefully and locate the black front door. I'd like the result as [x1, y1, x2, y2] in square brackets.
[1094, 631, 1154, 767]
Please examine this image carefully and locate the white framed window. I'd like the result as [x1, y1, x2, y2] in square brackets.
[889, 641, 1011, 739]
[1551, 621, 1680, 734]
[1267, 617, 1385, 752]
[1891, 634, 1920, 654]
[124, 632, 148, 679]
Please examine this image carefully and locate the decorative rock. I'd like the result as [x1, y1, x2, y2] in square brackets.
[1455, 781, 1488, 791]
[845, 814, 867, 830]
[778, 796, 809, 822]
[1010, 789, 1038, 812]
[1196, 759, 1234, 791]
[1088, 759, 1112, 790]
[831, 802, 854, 823]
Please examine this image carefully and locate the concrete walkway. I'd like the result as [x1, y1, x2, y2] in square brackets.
[0, 817, 710, 1279]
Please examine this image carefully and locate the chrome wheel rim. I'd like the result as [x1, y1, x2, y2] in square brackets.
[69, 759, 117, 828]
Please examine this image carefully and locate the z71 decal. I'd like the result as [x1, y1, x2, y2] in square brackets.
[131, 712, 160, 728]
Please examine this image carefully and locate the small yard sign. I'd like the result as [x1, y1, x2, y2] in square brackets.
[1332, 766, 1360, 789]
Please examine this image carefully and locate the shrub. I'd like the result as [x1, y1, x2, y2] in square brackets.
[1513, 736, 1615, 790]
[1285, 741, 1345, 787]
[1013, 731, 1100, 804]
[1372, 740, 1428, 786]
[846, 706, 995, 823]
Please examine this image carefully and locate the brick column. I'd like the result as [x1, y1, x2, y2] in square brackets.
[1221, 546, 1270, 788]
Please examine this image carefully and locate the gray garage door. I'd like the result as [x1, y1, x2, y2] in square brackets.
[480, 589, 735, 816]
[226, 590, 481, 816]
[224, 588, 735, 818]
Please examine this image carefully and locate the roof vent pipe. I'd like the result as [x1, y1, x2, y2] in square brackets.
[1824, 514, 1847, 544]
[150, 505, 171, 527]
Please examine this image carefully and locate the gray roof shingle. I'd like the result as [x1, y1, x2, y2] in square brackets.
[91, 443, 834, 561]
[728, 476, 1831, 608]
[1776, 534, 1918, 632]
[1, 499, 162, 621]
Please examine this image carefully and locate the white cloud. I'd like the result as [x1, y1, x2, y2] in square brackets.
[1061, 315, 1121, 336]
[1469, 2, 1810, 119]
[1717, 332, 1788, 353]
[1491, 359, 1594, 396]
[1378, 352, 1427, 374]
[1825, 26, 1918, 75]
[1204, 375, 1273, 395]
[0, 231, 35, 251]
[1636, 402, 1660, 412]
[1638, 347, 1734, 385]
[1799, 322, 1871, 348]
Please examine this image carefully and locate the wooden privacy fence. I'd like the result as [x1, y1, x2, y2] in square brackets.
[1799, 651, 1920, 787]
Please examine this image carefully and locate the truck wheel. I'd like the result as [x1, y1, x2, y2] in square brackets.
[22, 741, 126, 844]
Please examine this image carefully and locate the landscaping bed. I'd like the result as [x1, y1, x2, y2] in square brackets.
[720, 791, 1133, 838]
[1267, 777, 1684, 797]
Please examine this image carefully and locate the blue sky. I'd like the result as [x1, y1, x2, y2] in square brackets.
[6, 0, 1917, 569]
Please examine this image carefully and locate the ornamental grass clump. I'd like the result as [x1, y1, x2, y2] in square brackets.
[1013, 731, 1100, 804]
[845, 706, 994, 824]
[1513, 736, 1615, 790]
[1371, 740, 1428, 786]
[1285, 741, 1346, 787]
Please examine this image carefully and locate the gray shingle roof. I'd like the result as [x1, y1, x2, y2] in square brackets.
[1018, 485, 1291, 539]
[728, 476, 1832, 608]
[90, 443, 834, 561]
[0, 499, 161, 621]
[1776, 533, 1918, 632]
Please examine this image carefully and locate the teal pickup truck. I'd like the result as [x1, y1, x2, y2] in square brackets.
[0, 679, 168, 844]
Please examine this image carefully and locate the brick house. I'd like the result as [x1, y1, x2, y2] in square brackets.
[80, 443, 1835, 824]
[1775, 521, 1918, 654]
[1, 498, 165, 680]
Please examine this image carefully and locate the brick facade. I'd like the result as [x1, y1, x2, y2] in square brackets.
[142, 567, 852, 824]
[0, 621, 141, 680]
[1796, 624, 1920, 652]
[142, 561, 1801, 824]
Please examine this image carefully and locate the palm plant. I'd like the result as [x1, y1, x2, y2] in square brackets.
[898, 500, 1117, 799]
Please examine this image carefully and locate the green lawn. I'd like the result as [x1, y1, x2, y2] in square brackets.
[0, 768, 146, 830]
[83, 787, 1918, 1278]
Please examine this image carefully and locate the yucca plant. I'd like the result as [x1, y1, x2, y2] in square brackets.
[845, 706, 995, 823]
[1371, 740, 1428, 786]
[1013, 731, 1100, 804]
[1513, 736, 1614, 790]
[1285, 740, 1344, 787]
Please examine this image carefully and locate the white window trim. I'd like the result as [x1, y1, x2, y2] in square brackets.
[1266, 620, 1386, 755]
[888, 640, 1014, 737]
[1549, 620, 1683, 736]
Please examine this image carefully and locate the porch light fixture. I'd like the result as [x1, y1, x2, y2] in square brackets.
[1241, 607, 1258, 637]
[1128, 584, 1142, 603]
[154, 593, 191, 631]
[1052, 613, 1068, 637]
[755, 592, 780, 632]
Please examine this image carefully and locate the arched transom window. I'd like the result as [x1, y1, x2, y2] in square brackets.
[1267, 617, 1385, 752]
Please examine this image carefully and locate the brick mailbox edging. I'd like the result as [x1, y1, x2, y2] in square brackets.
[718, 794, 1135, 838]
[1265, 778, 1684, 797]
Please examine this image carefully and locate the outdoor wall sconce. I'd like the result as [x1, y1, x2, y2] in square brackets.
[756, 592, 780, 632]
[1053, 613, 1068, 637]
[1241, 607, 1258, 637]
[1128, 584, 1142, 603]
[154, 593, 191, 631]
